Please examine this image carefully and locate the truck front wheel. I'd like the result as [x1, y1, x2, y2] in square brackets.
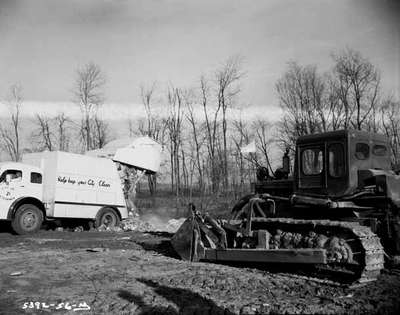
[95, 208, 120, 228]
[11, 204, 44, 235]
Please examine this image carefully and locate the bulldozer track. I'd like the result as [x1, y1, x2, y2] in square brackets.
[250, 217, 385, 284]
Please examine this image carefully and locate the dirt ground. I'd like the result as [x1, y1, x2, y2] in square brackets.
[1, 224, 400, 315]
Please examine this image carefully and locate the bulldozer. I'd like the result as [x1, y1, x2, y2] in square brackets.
[171, 129, 400, 284]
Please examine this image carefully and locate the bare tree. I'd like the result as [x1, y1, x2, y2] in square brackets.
[332, 48, 380, 130]
[138, 82, 168, 144]
[201, 75, 222, 192]
[137, 82, 168, 195]
[0, 84, 23, 161]
[92, 115, 109, 149]
[185, 90, 205, 192]
[231, 117, 252, 196]
[276, 49, 383, 155]
[55, 112, 71, 151]
[276, 62, 326, 148]
[140, 83, 156, 137]
[166, 86, 184, 196]
[253, 119, 275, 174]
[324, 73, 346, 130]
[215, 56, 243, 189]
[380, 96, 400, 166]
[33, 114, 54, 151]
[73, 62, 106, 150]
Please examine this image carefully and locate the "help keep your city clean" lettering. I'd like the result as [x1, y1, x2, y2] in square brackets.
[57, 176, 111, 188]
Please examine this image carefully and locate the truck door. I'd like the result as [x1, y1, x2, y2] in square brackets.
[326, 142, 347, 196]
[0, 169, 26, 203]
[28, 171, 43, 200]
[298, 144, 326, 193]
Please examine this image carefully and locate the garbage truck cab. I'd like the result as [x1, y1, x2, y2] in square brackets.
[0, 162, 43, 201]
[0, 162, 45, 233]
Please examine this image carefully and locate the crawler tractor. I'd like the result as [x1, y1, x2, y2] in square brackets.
[171, 130, 400, 283]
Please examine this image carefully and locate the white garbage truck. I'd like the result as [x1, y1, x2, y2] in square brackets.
[0, 138, 162, 234]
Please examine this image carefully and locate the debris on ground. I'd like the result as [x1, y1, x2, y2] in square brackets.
[48, 208, 184, 234]
[74, 226, 84, 232]
[118, 216, 186, 233]
[9, 271, 24, 276]
[50, 217, 153, 233]
[119, 216, 155, 232]
[86, 248, 108, 252]
[96, 224, 124, 232]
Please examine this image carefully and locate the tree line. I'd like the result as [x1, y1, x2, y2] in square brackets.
[0, 48, 399, 200]
[277, 48, 400, 166]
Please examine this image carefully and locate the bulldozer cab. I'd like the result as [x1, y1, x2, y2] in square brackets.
[295, 130, 391, 197]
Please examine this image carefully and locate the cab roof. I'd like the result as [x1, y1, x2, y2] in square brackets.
[0, 161, 42, 174]
[296, 129, 388, 145]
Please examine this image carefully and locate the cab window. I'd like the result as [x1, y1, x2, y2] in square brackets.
[329, 143, 345, 177]
[355, 143, 369, 160]
[373, 144, 387, 156]
[31, 172, 42, 184]
[0, 169, 22, 183]
[302, 148, 323, 175]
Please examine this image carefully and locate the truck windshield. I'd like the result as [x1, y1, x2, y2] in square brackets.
[302, 148, 323, 175]
[355, 143, 369, 160]
[0, 169, 22, 183]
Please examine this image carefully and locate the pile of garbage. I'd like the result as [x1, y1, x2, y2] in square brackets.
[118, 215, 156, 232]
[51, 213, 185, 233]
[95, 215, 186, 233]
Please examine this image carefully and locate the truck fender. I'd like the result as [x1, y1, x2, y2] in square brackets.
[97, 206, 123, 220]
[7, 197, 46, 220]
[94, 206, 122, 228]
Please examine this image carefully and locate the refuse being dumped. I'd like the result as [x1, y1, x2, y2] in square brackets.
[91, 136, 162, 215]
[116, 164, 145, 214]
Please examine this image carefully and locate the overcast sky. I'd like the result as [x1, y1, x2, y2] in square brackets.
[0, 0, 399, 117]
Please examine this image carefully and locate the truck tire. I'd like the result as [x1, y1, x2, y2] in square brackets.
[11, 204, 43, 235]
[95, 208, 120, 228]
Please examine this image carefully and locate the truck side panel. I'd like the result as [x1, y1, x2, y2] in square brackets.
[23, 151, 128, 220]
[53, 152, 127, 218]
[54, 203, 125, 219]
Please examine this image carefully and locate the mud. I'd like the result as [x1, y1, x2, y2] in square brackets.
[0, 227, 400, 314]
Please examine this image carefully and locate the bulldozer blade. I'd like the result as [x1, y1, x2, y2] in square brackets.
[203, 248, 327, 264]
[171, 217, 204, 261]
